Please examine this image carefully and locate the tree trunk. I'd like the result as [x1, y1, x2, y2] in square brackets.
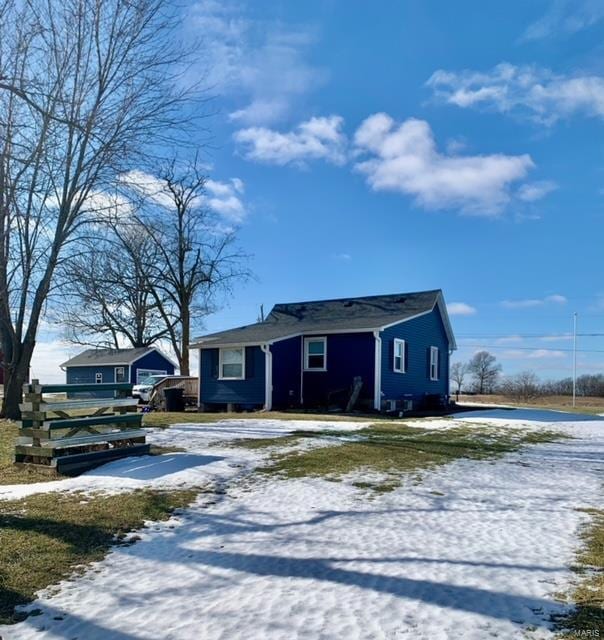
[179, 308, 190, 376]
[2, 343, 33, 420]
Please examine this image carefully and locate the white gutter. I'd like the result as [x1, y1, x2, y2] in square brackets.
[260, 344, 273, 411]
[373, 330, 382, 411]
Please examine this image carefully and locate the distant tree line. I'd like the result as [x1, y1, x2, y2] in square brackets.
[450, 351, 604, 401]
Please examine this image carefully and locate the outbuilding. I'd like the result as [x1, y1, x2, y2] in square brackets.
[61, 347, 176, 396]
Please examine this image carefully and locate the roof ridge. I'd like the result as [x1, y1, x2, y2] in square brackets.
[271, 289, 441, 308]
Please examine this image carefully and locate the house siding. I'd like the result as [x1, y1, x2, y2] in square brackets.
[130, 351, 174, 383]
[200, 346, 265, 407]
[271, 336, 303, 409]
[380, 308, 450, 407]
[301, 333, 375, 409]
[65, 350, 175, 398]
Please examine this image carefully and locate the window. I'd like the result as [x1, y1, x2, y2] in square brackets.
[136, 369, 167, 384]
[304, 337, 327, 371]
[95, 372, 103, 384]
[393, 339, 406, 373]
[115, 366, 126, 383]
[429, 346, 439, 381]
[219, 348, 245, 380]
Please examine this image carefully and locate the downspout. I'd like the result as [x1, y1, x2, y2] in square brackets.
[261, 344, 272, 411]
[373, 330, 382, 411]
[197, 349, 202, 409]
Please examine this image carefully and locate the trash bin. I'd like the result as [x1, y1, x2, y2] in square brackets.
[164, 387, 185, 412]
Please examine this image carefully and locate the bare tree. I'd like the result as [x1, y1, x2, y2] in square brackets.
[129, 159, 249, 376]
[57, 227, 171, 348]
[0, 0, 193, 418]
[499, 370, 541, 402]
[468, 351, 501, 394]
[450, 361, 469, 400]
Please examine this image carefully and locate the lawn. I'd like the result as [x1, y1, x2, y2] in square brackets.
[0, 487, 200, 624]
[236, 422, 567, 491]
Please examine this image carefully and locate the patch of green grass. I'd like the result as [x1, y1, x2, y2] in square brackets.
[257, 423, 566, 490]
[557, 509, 604, 637]
[0, 421, 64, 485]
[0, 487, 200, 624]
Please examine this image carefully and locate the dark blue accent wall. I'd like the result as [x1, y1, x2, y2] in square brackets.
[200, 346, 265, 407]
[380, 308, 450, 406]
[131, 351, 175, 383]
[301, 333, 375, 409]
[271, 336, 302, 408]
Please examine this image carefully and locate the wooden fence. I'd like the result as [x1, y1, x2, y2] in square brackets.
[16, 380, 149, 475]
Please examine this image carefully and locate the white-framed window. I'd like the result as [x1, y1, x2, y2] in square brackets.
[95, 372, 103, 384]
[393, 339, 406, 373]
[219, 347, 245, 380]
[429, 346, 439, 381]
[304, 337, 327, 371]
[115, 366, 126, 383]
[136, 369, 167, 384]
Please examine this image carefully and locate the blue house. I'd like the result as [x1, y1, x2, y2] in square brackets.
[61, 347, 176, 396]
[191, 289, 456, 412]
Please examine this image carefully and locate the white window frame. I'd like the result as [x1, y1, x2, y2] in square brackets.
[219, 347, 246, 380]
[393, 339, 406, 373]
[95, 372, 103, 384]
[114, 366, 126, 383]
[429, 346, 439, 381]
[136, 369, 167, 384]
[303, 337, 327, 371]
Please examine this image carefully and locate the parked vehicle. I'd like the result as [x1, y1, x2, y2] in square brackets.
[133, 374, 173, 402]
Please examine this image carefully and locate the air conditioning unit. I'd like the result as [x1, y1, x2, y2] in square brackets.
[385, 399, 397, 412]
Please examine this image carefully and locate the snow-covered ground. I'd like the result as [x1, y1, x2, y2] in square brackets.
[1, 409, 603, 640]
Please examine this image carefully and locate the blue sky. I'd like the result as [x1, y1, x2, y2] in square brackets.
[35, 0, 604, 381]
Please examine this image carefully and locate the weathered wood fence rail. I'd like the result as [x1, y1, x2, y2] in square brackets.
[16, 380, 149, 475]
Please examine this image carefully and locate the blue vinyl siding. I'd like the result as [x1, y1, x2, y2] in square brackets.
[200, 346, 265, 406]
[380, 308, 450, 405]
[271, 336, 303, 408]
[131, 351, 174, 383]
[301, 333, 375, 409]
[65, 350, 175, 398]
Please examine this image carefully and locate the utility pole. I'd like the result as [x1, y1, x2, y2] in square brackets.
[572, 312, 578, 408]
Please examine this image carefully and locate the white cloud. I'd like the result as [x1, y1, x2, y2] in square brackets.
[427, 63, 604, 125]
[120, 170, 246, 222]
[495, 335, 524, 345]
[30, 339, 78, 383]
[522, 0, 604, 40]
[333, 252, 352, 261]
[516, 180, 558, 202]
[205, 178, 246, 222]
[234, 115, 347, 166]
[447, 302, 477, 316]
[540, 333, 573, 342]
[501, 294, 567, 308]
[353, 113, 533, 214]
[188, 1, 325, 125]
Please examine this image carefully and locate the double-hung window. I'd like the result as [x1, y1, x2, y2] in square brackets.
[95, 372, 103, 384]
[393, 339, 406, 373]
[304, 337, 327, 371]
[115, 366, 126, 383]
[219, 348, 245, 380]
[429, 346, 439, 381]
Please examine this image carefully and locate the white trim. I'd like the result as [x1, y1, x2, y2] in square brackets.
[95, 372, 103, 384]
[218, 347, 246, 380]
[198, 346, 202, 407]
[261, 344, 273, 410]
[136, 369, 168, 384]
[373, 330, 382, 411]
[378, 310, 432, 331]
[114, 366, 127, 383]
[300, 336, 304, 404]
[303, 336, 327, 372]
[393, 339, 406, 373]
[430, 346, 439, 381]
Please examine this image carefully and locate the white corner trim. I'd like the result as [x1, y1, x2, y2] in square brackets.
[261, 344, 273, 410]
[373, 330, 382, 411]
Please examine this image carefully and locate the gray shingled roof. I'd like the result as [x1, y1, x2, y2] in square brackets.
[61, 347, 157, 367]
[191, 289, 455, 348]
